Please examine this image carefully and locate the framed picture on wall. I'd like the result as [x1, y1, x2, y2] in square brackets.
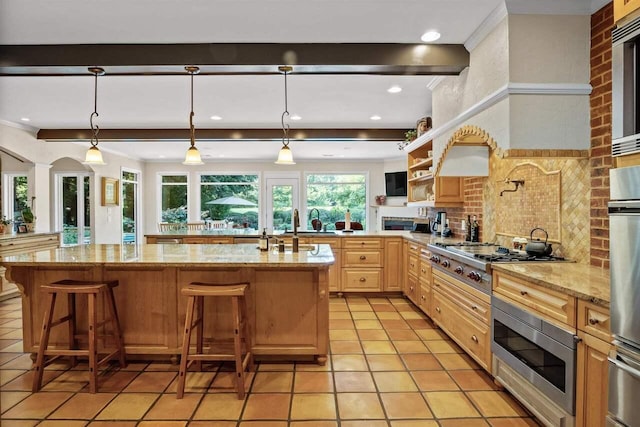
[17, 224, 28, 234]
[101, 177, 119, 206]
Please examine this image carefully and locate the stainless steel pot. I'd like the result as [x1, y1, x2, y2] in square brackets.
[525, 227, 553, 257]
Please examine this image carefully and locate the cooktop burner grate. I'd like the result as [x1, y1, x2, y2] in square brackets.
[474, 253, 566, 262]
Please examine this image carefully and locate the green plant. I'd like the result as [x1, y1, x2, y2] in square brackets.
[0, 216, 12, 226]
[21, 207, 34, 223]
[404, 129, 417, 142]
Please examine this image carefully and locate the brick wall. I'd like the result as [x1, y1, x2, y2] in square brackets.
[590, 2, 614, 268]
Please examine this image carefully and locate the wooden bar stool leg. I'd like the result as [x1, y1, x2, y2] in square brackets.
[106, 286, 127, 367]
[177, 295, 196, 399]
[87, 292, 98, 393]
[240, 296, 254, 372]
[195, 295, 204, 372]
[67, 293, 77, 368]
[32, 292, 57, 392]
[231, 296, 245, 399]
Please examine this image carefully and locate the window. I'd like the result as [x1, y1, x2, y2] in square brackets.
[122, 170, 140, 244]
[306, 173, 367, 230]
[4, 174, 28, 222]
[160, 174, 188, 223]
[200, 174, 259, 229]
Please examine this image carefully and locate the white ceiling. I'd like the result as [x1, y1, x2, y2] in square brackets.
[0, 0, 608, 162]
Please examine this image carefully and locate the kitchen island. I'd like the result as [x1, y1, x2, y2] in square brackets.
[1, 243, 334, 364]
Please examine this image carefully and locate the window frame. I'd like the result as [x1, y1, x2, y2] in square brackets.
[2, 172, 29, 223]
[197, 171, 261, 227]
[157, 172, 190, 224]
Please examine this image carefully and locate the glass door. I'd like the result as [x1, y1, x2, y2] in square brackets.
[57, 174, 91, 245]
[121, 170, 140, 244]
[265, 177, 299, 232]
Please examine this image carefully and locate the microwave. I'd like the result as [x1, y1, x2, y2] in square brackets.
[612, 14, 640, 157]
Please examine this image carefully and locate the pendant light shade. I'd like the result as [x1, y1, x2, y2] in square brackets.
[275, 65, 296, 165]
[183, 66, 204, 165]
[84, 67, 106, 165]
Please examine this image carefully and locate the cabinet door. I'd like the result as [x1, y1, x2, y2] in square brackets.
[384, 238, 403, 291]
[329, 249, 341, 292]
[614, 0, 640, 23]
[405, 274, 419, 305]
[435, 177, 463, 203]
[576, 331, 610, 427]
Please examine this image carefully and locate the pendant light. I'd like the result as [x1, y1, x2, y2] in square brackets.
[183, 65, 204, 165]
[84, 67, 106, 165]
[275, 65, 296, 165]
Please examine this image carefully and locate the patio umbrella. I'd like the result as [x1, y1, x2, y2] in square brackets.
[205, 196, 257, 206]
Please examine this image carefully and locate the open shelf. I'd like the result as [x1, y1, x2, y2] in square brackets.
[408, 174, 434, 183]
[408, 157, 433, 171]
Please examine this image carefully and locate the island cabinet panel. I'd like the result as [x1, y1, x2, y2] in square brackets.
[106, 266, 179, 353]
[383, 238, 403, 291]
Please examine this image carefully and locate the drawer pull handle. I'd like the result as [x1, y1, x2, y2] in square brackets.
[588, 318, 600, 325]
[421, 269, 426, 273]
[421, 295, 425, 300]
[409, 286, 414, 291]
[359, 277, 366, 282]
[360, 255, 367, 260]
[471, 305, 478, 311]
[410, 263, 415, 268]
[434, 283, 440, 287]
[520, 290, 528, 296]
[471, 335, 478, 343]
[436, 307, 441, 313]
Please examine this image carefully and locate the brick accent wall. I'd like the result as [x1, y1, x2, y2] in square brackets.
[590, 2, 614, 268]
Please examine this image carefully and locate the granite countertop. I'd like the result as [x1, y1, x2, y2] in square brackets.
[0, 231, 59, 241]
[491, 262, 610, 306]
[0, 243, 334, 268]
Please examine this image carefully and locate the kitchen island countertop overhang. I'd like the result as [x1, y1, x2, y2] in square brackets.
[2, 243, 334, 364]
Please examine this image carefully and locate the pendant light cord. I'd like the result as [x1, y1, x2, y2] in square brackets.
[281, 68, 290, 148]
[189, 70, 195, 148]
[89, 68, 104, 149]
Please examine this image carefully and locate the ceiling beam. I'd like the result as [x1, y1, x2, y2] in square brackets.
[37, 128, 407, 142]
[0, 43, 469, 76]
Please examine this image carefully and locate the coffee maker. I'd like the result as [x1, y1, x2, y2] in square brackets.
[431, 211, 447, 235]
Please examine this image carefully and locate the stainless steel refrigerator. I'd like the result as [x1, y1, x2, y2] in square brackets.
[607, 165, 640, 426]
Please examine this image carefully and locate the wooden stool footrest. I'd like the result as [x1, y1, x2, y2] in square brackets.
[48, 315, 73, 328]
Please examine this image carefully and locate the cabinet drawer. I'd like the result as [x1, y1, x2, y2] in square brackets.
[407, 242, 421, 257]
[432, 291, 491, 371]
[308, 237, 341, 249]
[0, 235, 60, 255]
[432, 270, 490, 324]
[343, 238, 383, 249]
[493, 271, 576, 328]
[343, 250, 382, 267]
[405, 274, 419, 304]
[418, 259, 431, 282]
[577, 300, 611, 342]
[342, 269, 382, 291]
[407, 254, 420, 278]
[419, 281, 431, 317]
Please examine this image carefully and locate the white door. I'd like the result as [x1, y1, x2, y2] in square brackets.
[56, 173, 92, 246]
[265, 177, 299, 232]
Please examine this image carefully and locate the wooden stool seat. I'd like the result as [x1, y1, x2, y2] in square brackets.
[177, 282, 253, 399]
[32, 279, 127, 393]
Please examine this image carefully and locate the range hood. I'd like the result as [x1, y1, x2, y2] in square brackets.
[437, 145, 489, 177]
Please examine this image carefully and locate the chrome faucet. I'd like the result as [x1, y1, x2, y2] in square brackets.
[293, 209, 300, 236]
[309, 208, 321, 231]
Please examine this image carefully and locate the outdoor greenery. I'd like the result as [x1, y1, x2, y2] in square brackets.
[200, 175, 259, 229]
[161, 175, 188, 223]
[306, 174, 366, 230]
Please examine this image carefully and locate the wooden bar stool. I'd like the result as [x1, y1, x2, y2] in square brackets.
[177, 282, 254, 399]
[32, 279, 127, 393]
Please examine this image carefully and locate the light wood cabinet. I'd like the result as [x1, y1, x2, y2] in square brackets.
[493, 270, 576, 328]
[431, 269, 492, 371]
[407, 140, 463, 207]
[418, 246, 432, 316]
[384, 238, 403, 291]
[614, 0, 640, 24]
[576, 300, 611, 427]
[404, 241, 422, 305]
[309, 237, 341, 292]
[342, 237, 383, 292]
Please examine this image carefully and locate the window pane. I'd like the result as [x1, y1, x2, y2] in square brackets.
[12, 176, 28, 220]
[200, 174, 259, 229]
[306, 174, 367, 230]
[161, 175, 188, 223]
[122, 171, 137, 182]
[162, 175, 187, 184]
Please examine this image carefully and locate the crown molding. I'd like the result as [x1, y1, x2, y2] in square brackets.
[0, 119, 38, 134]
[464, 1, 509, 52]
[426, 76, 447, 91]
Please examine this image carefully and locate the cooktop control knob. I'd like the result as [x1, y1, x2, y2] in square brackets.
[441, 260, 450, 268]
[430, 255, 440, 263]
[455, 266, 464, 274]
[467, 271, 481, 282]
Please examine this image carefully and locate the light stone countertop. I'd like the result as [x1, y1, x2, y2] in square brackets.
[491, 262, 610, 306]
[0, 243, 334, 268]
[0, 231, 59, 242]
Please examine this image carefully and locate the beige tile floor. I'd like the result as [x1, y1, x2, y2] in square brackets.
[0, 295, 541, 426]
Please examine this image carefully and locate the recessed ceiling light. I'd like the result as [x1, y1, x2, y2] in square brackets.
[20, 117, 30, 122]
[387, 85, 402, 93]
[158, 154, 166, 158]
[370, 115, 382, 121]
[291, 115, 302, 121]
[210, 115, 222, 120]
[421, 31, 441, 42]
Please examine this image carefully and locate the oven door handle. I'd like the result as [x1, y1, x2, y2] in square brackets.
[609, 355, 640, 380]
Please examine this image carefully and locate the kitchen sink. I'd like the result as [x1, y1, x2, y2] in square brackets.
[282, 244, 318, 251]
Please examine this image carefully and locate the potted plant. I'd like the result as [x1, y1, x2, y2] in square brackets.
[404, 129, 417, 143]
[21, 207, 35, 232]
[0, 216, 12, 234]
